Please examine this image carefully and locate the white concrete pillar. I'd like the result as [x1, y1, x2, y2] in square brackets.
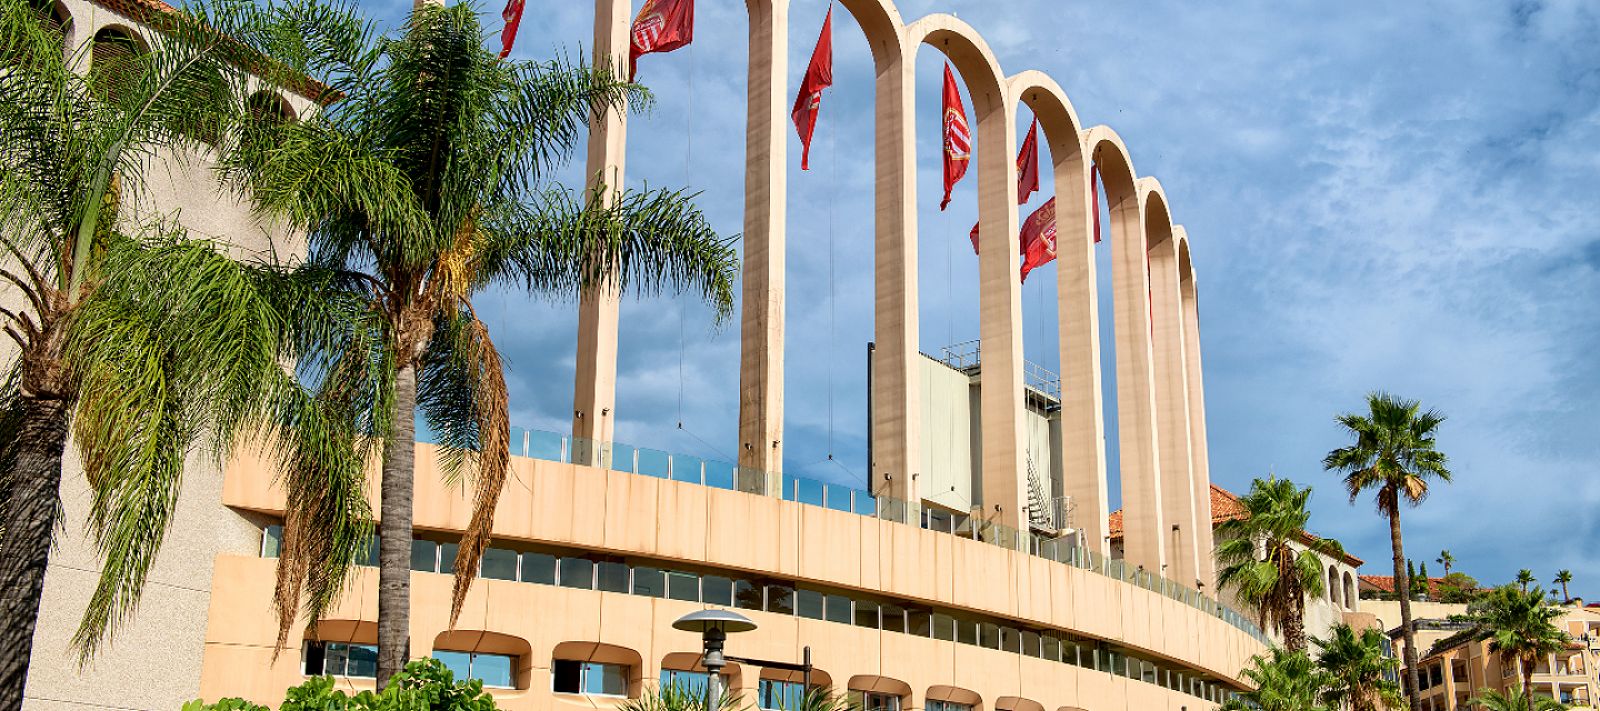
[1147, 205, 1199, 588]
[1179, 235, 1216, 590]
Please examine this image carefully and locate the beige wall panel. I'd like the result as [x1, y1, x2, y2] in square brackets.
[603, 469, 661, 554]
[859, 519, 885, 592]
[704, 483, 783, 574]
[653, 481, 709, 563]
[797, 507, 863, 590]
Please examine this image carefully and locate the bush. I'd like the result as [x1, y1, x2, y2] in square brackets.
[186, 658, 499, 711]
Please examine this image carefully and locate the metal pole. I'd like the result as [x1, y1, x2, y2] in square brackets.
[703, 627, 726, 711]
[802, 646, 811, 691]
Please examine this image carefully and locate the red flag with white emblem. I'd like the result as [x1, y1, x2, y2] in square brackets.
[970, 116, 1040, 253]
[940, 64, 970, 211]
[1019, 198, 1058, 283]
[498, 0, 524, 59]
[628, 0, 694, 80]
[792, 7, 833, 171]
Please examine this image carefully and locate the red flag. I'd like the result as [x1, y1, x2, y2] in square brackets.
[970, 116, 1040, 253]
[1019, 198, 1058, 283]
[792, 8, 833, 171]
[1090, 163, 1102, 244]
[940, 64, 970, 211]
[498, 0, 524, 59]
[629, 0, 694, 80]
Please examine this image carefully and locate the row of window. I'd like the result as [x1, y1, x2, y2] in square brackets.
[264, 527, 1237, 704]
[304, 642, 515, 689]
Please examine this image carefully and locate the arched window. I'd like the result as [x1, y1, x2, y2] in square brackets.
[1344, 571, 1356, 609]
[247, 90, 298, 125]
[90, 26, 146, 104]
[1329, 565, 1341, 605]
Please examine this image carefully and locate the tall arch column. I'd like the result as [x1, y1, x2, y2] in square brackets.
[571, 0, 632, 466]
[1146, 193, 1199, 587]
[737, 0, 789, 486]
[1179, 236, 1216, 590]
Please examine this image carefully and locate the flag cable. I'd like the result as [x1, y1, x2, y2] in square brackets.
[826, 66, 837, 462]
[677, 31, 695, 434]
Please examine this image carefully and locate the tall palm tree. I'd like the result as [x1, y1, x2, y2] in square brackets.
[1553, 571, 1572, 603]
[0, 1, 374, 706]
[1313, 623, 1403, 711]
[223, 1, 738, 686]
[1214, 476, 1344, 651]
[1220, 647, 1334, 711]
[1517, 570, 1536, 593]
[1324, 392, 1452, 711]
[1463, 584, 1570, 711]
[1470, 688, 1569, 711]
[1438, 550, 1455, 576]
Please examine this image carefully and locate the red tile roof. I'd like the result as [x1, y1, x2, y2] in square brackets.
[1358, 575, 1449, 598]
[1108, 484, 1365, 567]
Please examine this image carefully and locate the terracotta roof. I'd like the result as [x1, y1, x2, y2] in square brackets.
[1358, 574, 1450, 598]
[86, 0, 339, 104]
[1108, 484, 1365, 567]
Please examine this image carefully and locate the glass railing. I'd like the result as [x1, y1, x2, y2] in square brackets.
[486, 427, 1270, 646]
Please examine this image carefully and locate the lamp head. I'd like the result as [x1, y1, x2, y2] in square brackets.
[672, 609, 758, 635]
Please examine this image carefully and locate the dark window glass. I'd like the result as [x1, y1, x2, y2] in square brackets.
[999, 626, 1021, 653]
[521, 552, 557, 584]
[978, 622, 1000, 649]
[759, 679, 805, 710]
[633, 567, 665, 597]
[666, 571, 699, 602]
[702, 576, 734, 606]
[956, 618, 977, 646]
[796, 589, 824, 620]
[824, 594, 852, 624]
[932, 613, 956, 641]
[302, 641, 326, 676]
[552, 659, 583, 693]
[597, 561, 629, 593]
[734, 579, 763, 610]
[559, 557, 594, 589]
[908, 609, 932, 637]
[1041, 634, 1060, 662]
[587, 662, 627, 695]
[766, 584, 794, 615]
[481, 548, 517, 581]
[410, 539, 436, 572]
[1020, 630, 1040, 657]
[359, 535, 379, 567]
[662, 670, 723, 697]
[440, 542, 459, 574]
[344, 643, 377, 678]
[880, 604, 906, 634]
[854, 600, 879, 629]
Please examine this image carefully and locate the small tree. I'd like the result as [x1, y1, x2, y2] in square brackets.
[1553, 571, 1573, 603]
[1220, 647, 1333, 711]
[1469, 688, 1569, 711]
[1517, 570, 1536, 592]
[1313, 623, 1403, 711]
[1214, 476, 1344, 651]
[1438, 572, 1481, 604]
[1438, 550, 1455, 576]
[1463, 584, 1569, 711]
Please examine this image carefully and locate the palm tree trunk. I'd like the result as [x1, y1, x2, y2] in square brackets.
[1388, 496, 1421, 711]
[375, 362, 418, 689]
[1520, 657, 1533, 711]
[1284, 597, 1307, 652]
[0, 396, 72, 711]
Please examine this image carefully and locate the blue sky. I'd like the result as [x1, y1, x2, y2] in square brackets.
[377, 1, 1597, 597]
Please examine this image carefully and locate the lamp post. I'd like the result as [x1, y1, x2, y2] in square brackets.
[673, 609, 758, 711]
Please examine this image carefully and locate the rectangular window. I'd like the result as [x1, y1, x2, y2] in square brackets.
[660, 670, 726, 698]
[824, 594, 852, 625]
[955, 618, 977, 646]
[999, 626, 1021, 653]
[926, 701, 972, 711]
[666, 571, 700, 602]
[440, 542, 459, 574]
[1020, 630, 1040, 657]
[765, 584, 794, 615]
[559, 557, 595, 590]
[597, 561, 629, 593]
[880, 604, 906, 634]
[854, 600, 880, 629]
[303, 641, 377, 678]
[702, 576, 734, 606]
[758, 679, 806, 710]
[262, 525, 283, 558]
[796, 589, 825, 620]
[978, 623, 1000, 649]
[439, 650, 519, 688]
[1041, 635, 1061, 663]
[932, 613, 956, 641]
[861, 692, 901, 711]
[733, 579, 762, 611]
[521, 552, 557, 585]
[551, 659, 626, 696]
[633, 567, 666, 597]
[410, 539, 437, 572]
[480, 547, 517, 581]
[359, 535, 379, 567]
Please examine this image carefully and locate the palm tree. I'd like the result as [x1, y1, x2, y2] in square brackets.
[1324, 392, 1452, 711]
[1462, 584, 1570, 711]
[1517, 570, 1536, 593]
[0, 1, 374, 706]
[1220, 647, 1333, 711]
[1553, 571, 1572, 603]
[1214, 476, 1344, 651]
[1438, 550, 1455, 576]
[1470, 688, 1569, 711]
[1313, 623, 1403, 711]
[223, 1, 738, 686]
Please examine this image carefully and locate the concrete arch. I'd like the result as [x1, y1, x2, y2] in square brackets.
[1081, 125, 1165, 573]
[1008, 71, 1109, 552]
[1175, 229, 1215, 590]
[848, 674, 913, 697]
[927, 684, 984, 709]
[1328, 565, 1341, 604]
[995, 697, 1045, 711]
[903, 15, 1008, 114]
[1142, 178, 1200, 588]
[1343, 570, 1356, 609]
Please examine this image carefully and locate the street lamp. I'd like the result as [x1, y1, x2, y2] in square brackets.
[673, 609, 758, 711]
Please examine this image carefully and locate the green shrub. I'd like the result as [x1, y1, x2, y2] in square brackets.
[186, 659, 499, 711]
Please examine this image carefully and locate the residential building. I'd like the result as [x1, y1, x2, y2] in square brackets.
[1397, 603, 1600, 711]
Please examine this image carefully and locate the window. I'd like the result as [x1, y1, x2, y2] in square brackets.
[978, 623, 1000, 649]
[358, 535, 379, 567]
[733, 579, 762, 610]
[303, 641, 376, 678]
[262, 525, 283, 558]
[481, 547, 517, 581]
[908, 609, 932, 637]
[411, 539, 438, 572]
[551, 659, 627, 696]
[932, 613, 956, 641]
[880, 604, 906, 634]
[926, 701, 972, 711]
[440, 542, 459, 573]
[598, 560, 629, 592]
[634, 567, 666, 597]
[438, 650, 516, 689]
[860, 692, 901, 711]
[667, 571, 699, 602]
[854, 600, 880, 629]
[560, 557, 595, 589]
[758, 679, 806, 710]
[796, 589, 825, 620]
[522, 552, 557, 584]
[703, 576, 734, 606]
[824, 594, 852, 624]
[660, 670, 725, 697]
[765, 584, 794, 614]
